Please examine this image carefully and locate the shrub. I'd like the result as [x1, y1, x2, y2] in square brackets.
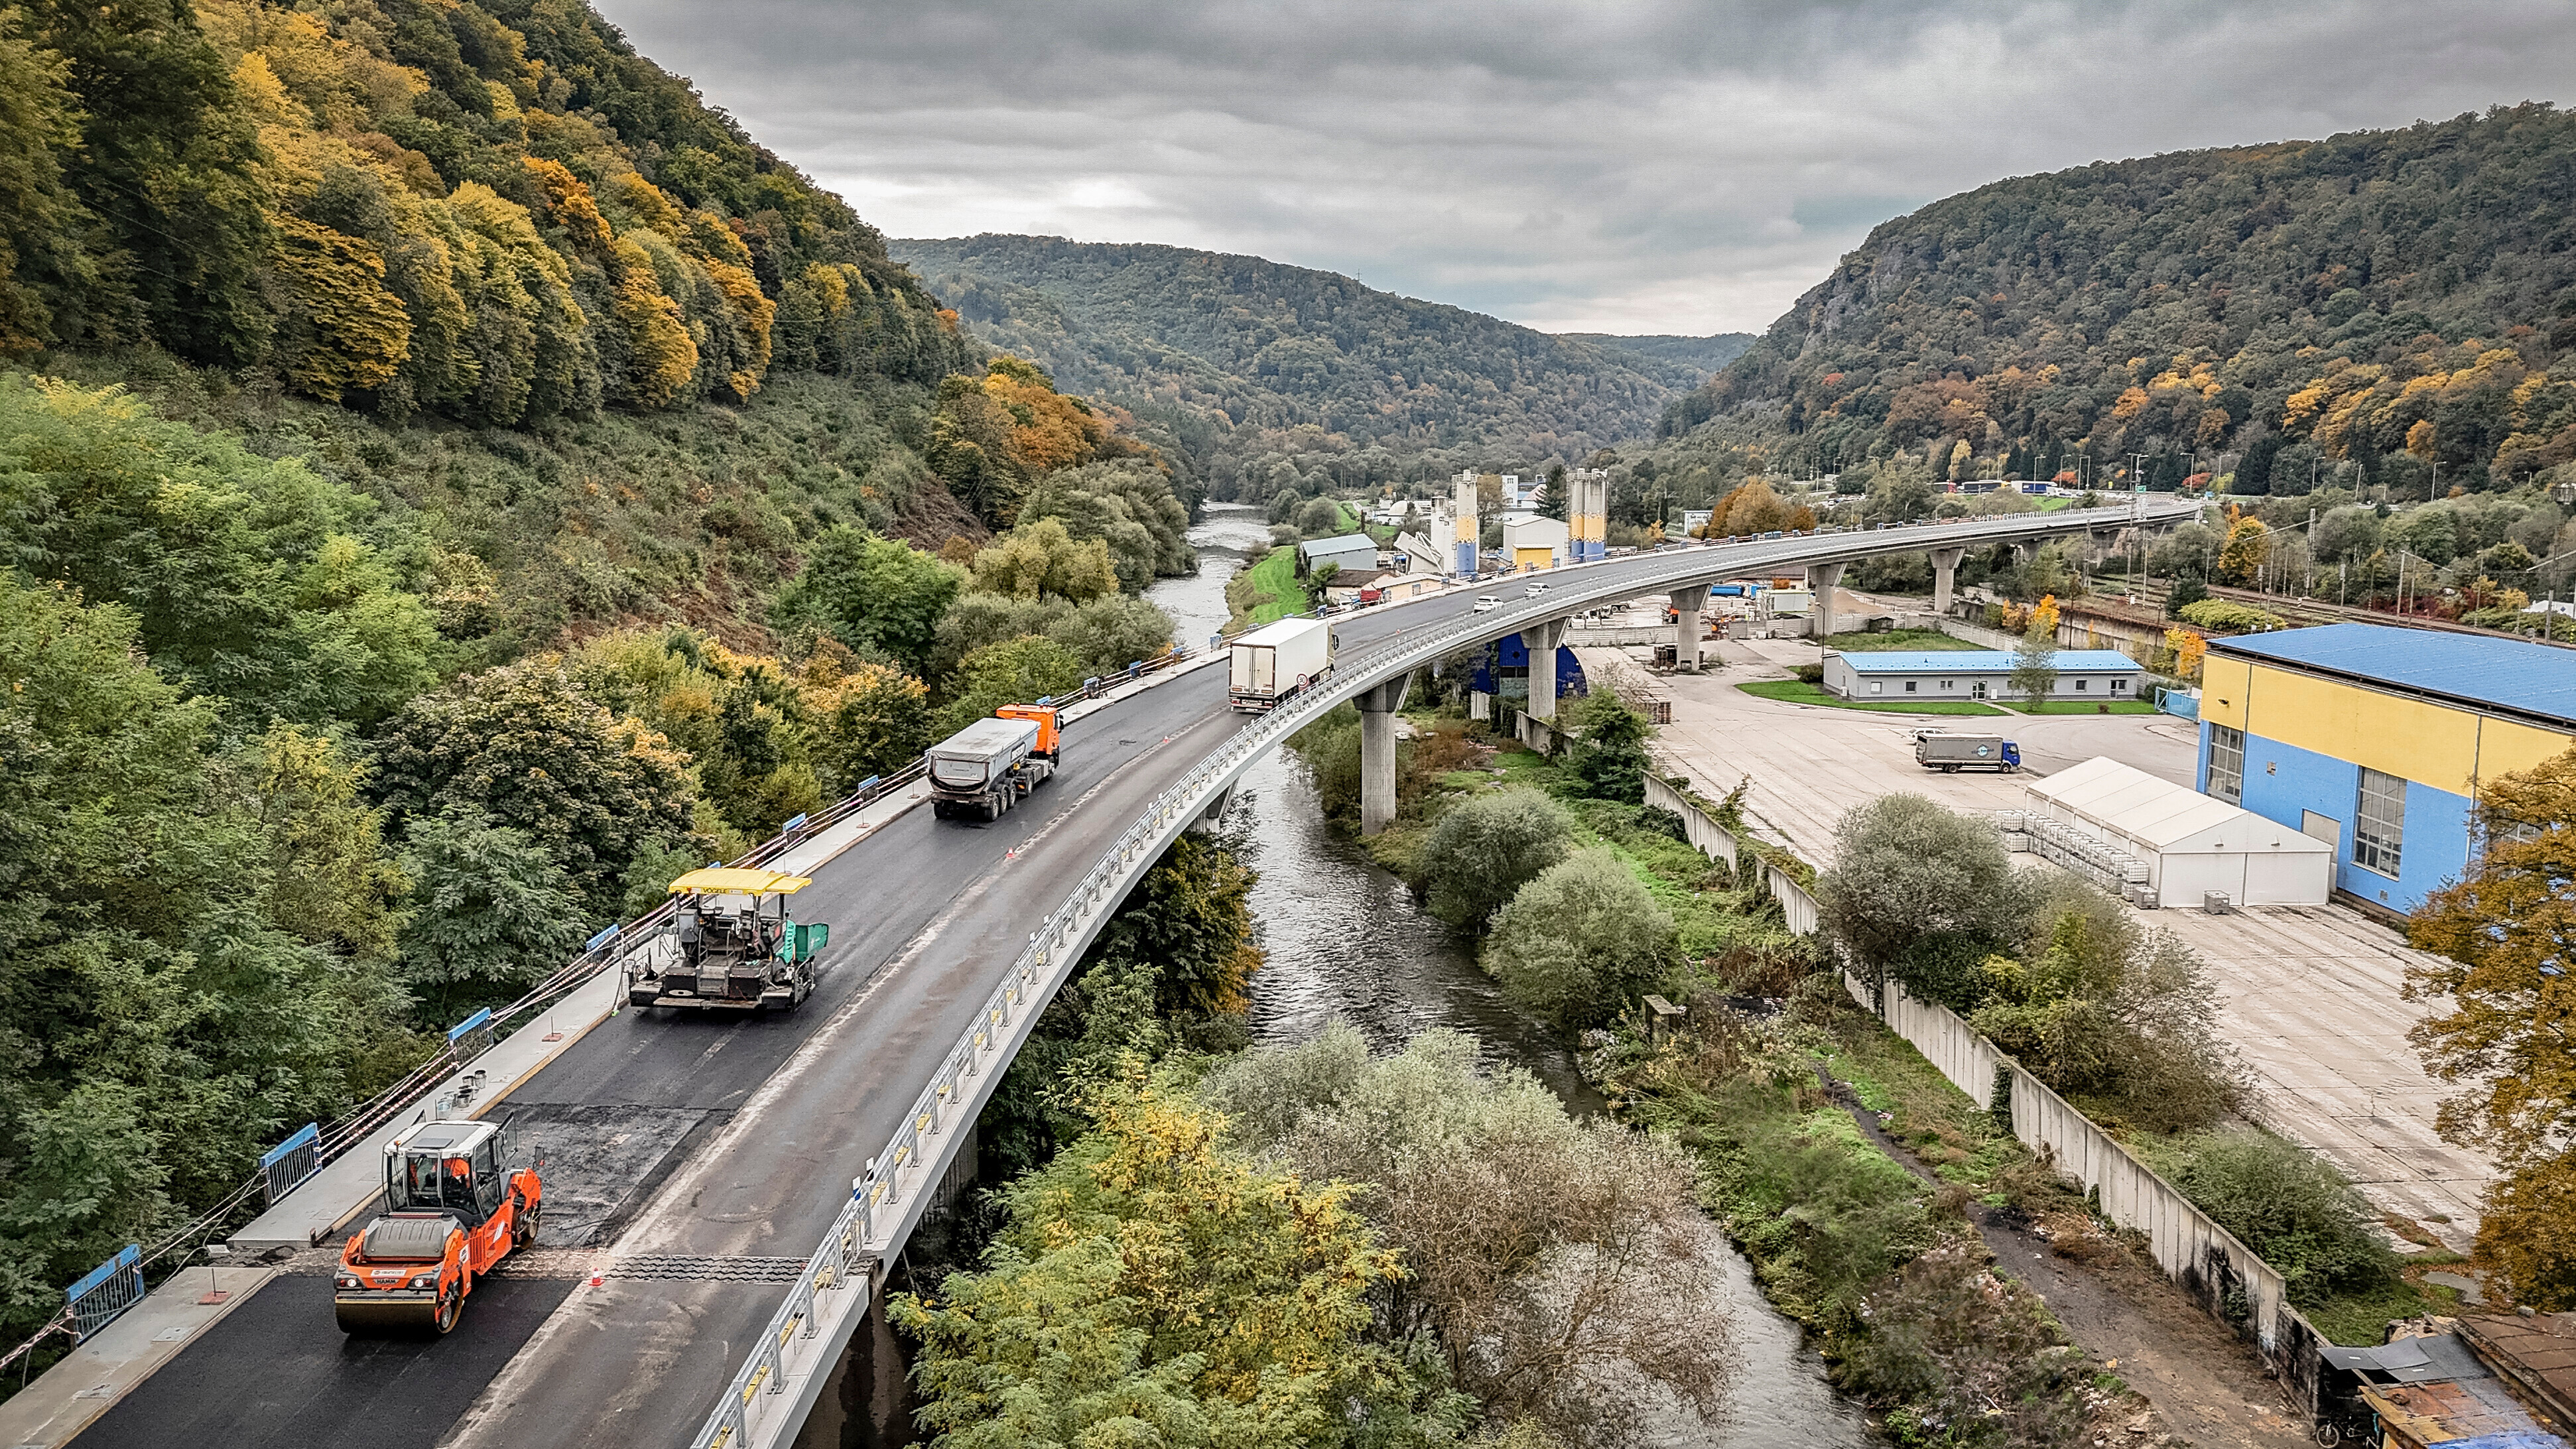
[1206, 1025, 1727, 1446]
[1966, 875, 2246, 1133]
[2144, 1129, 2398, 1306]
[1484, 850, 1681, 1028]
[2177, 598, 2285, 634]
[1564, 691, 1651, 803]
[1815, 794, 2026, 979]
[1418, 788, 1573, 930]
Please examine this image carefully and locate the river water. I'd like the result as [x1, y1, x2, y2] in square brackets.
[1145, 508, 1875, 1448]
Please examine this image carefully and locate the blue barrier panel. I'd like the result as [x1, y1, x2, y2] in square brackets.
[586, 923, 619, 953]
[447, 1007, 497, 1062]
[66, 1244, 145, 1341]
[852, 775, 879, 798]
[780, 812, 808, 836]
[259, 1122, 322, 1205]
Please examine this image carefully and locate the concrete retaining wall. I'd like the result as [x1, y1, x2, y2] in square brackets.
[1645, 761, 2326, 1415]
[1640, 771, 1826, 932]
[1836, 968, 2325, 1412]
[1513, 710, 1562, 755]
[1643, 771, 1737, 870]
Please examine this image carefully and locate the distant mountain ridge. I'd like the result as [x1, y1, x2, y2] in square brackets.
[1559, 333, 1756, 386]
[891, 234, 1695, 489]
[1662, 102, 2576, 496]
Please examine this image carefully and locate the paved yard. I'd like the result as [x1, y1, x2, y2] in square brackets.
[1588, 637, 2493, 1249]
[1584, 640, 2199, 867]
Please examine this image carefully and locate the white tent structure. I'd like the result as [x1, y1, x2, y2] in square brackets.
[2024, 756, 2333, 907]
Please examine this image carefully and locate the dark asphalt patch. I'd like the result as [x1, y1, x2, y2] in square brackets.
[488, 1101, 730, 1248]
[72, 1271, 578, 1449]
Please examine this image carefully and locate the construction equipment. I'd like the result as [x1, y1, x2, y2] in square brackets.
[625, 867, 829, 1011]
[929, 707, 1063, 820]
[335, 1118, 541, 1335]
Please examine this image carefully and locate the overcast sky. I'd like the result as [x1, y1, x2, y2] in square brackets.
[591, 0, 2576, 336]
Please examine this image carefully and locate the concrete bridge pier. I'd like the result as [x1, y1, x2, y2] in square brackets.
[1805, 562, 1846, 638]
[1186, 783, 1238, 835]
[1522, 618, 1568, 722]
[1357, 674, 1411, 837]
[1668, 586, 1708, 670]
[1930, 546, 1966, 615]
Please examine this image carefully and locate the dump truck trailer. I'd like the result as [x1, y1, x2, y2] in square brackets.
[1229, 618, 1336, 712]
[930, 712, 1057, 821]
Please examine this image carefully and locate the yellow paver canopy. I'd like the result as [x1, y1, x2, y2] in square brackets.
[668, 867, 813, 897]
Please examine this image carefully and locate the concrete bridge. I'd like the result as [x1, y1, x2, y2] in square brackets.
[48, 501, 2196, 1449]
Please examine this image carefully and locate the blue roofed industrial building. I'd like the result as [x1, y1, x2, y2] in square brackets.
[1822, 649, 2146, 703]
[2197, 623, 2576, 916]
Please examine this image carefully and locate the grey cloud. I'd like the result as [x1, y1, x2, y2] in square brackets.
[593, 0, 2576, 332]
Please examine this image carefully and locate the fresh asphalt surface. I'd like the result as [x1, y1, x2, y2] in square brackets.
[75, 510, 2190, 1449]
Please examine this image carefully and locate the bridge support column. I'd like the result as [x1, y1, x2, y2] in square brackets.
[1669, 586, 1708, 670]
[1522, 619, 1568, 722]
[806, 1267, 917, 1449]
[1187, 783, 1238, 836]
[1806, 562, 1846, 639]
[1929, 546, 1966, 616]
[1358, 675, 1411, 838]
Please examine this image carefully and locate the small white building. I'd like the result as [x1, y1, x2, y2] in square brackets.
[1298, 533, 1379, 576]
[1823, 649, 2143, 702]
[1501, 515, 1569, 571]
[2025, 756, 2333, 907]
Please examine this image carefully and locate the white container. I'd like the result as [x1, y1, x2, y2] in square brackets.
[1229, 619, 1336, 712]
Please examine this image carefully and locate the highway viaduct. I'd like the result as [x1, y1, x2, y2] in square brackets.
[60, 501, 2197, 1449]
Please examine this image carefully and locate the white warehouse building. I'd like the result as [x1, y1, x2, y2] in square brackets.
[1823, 649, 2146, 703]
[2024, 756, 2333, 907]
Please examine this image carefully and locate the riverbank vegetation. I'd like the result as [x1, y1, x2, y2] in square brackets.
[902, 830, 1735, 1447]
[1222, 542, 1311, 630]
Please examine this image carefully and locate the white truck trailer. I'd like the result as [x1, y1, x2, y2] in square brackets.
[1228, 618, 1336, 712]
[1913, 731, 2022, 773]
[928, 715, 1054, 820]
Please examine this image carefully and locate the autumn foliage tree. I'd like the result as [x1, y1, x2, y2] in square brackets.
[2406, 746, 2576, 1310]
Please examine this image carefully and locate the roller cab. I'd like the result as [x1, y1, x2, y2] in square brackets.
[336, 1119, 541, 1335]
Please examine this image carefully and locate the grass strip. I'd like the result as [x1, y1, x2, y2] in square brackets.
[1738, 680, 2008, 716]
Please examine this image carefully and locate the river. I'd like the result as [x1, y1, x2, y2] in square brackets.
[1145, 507, 1875, 1448]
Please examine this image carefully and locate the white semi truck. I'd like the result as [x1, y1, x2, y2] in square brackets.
[1229, 618, 1336, 713]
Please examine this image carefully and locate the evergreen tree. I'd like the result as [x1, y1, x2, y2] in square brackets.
[2235, 434, 2282, 495]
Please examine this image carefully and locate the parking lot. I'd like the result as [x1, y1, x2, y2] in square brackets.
[1581, 629, 2493, 1248]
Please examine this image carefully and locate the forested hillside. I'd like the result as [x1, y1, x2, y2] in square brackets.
[892, 233, 1686, 496]
[1653, 103, 2576, 503]
[0, 0, 1194, 1353]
